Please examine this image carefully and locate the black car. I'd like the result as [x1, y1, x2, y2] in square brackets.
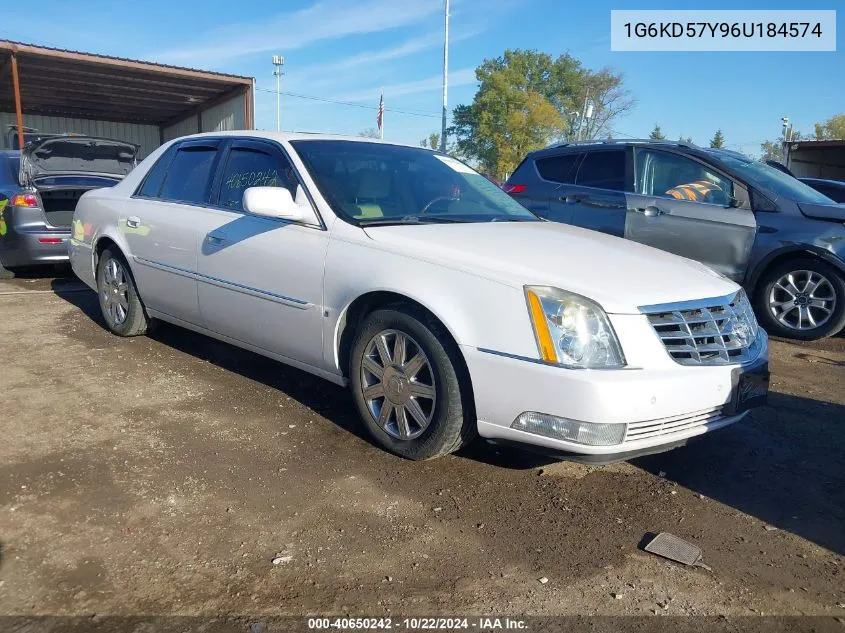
[0, 136, 138, 274]
[800, 177, 845, 203]
[505, 139, 845, 340]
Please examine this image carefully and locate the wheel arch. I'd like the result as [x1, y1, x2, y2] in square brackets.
[91, 228, 134, 278]
[334, 289, 468, 382]
[747, 245, 845, 294]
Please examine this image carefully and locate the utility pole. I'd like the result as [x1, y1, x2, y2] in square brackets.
[781, 116, 792, 164]
[440, 0, 449, 152]
[576, 92, 590, 141]
[272, 55, 285, 132]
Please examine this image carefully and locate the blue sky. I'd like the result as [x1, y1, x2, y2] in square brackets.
[1, 0, 841, 156]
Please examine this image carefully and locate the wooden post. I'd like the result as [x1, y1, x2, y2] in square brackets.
[10, 52, 24, 150]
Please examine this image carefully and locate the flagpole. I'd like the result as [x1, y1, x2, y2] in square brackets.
[440, 0, 449, 152]
[380, 89, 384, 140]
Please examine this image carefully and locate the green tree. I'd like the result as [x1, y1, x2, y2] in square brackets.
[760, 130, 801, 162]
[649, 124, 666, 140]
[448, 49, 634, 180]
[709, 129, 725, 148]
[813, 114, 845, 140]
[419, 133, 440, 150]
[358, 128, 380, 139]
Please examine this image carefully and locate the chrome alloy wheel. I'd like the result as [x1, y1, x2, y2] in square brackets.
[101, 258, 130, 326]
[768, 269, 836, 331]
[360, 329, 436, 440]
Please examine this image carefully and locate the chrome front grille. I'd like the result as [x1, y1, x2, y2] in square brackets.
[626, 407, 724, 442]
[642, 291, 761, 366]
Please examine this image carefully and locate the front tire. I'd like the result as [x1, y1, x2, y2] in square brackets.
[349, 306, 476, 460]
[754, 257, 845, 340]
[96, 247, 150, 337]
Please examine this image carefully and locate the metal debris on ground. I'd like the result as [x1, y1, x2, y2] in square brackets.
[538, 577, 549, 584]
[644, 532, 705, 567]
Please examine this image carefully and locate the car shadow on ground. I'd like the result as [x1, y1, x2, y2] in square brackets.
[3, 264, 73, 280]
[633, 394, 845, 556]
[53, 282, 845, 556]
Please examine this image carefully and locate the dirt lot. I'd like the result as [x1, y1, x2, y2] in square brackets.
[1, 274, 843, 622]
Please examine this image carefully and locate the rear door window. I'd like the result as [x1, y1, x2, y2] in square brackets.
[136, 146, 175, 198]
[158, 145, 218, 205]
[216, 145, 298, 211]
[536, 153, 581, 184]
[0, 155, 19, 185]
[575, 150, 626, 191]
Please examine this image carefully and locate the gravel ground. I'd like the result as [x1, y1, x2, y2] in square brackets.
[0, 274, 843, 625]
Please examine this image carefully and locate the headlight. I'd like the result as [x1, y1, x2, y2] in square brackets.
[525, 286, 626, 369]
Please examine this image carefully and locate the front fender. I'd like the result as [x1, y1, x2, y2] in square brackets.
[322, 236, 538, 375]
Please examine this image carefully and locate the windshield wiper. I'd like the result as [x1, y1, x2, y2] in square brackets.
[359, 215, 472, 226]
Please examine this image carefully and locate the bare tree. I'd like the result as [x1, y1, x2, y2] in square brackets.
[577, 69, 636, 141]
[358, 128, 381, 139]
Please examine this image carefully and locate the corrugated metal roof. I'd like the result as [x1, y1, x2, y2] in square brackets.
[0, 39, 252, 81]
[1, 40, 253, 127]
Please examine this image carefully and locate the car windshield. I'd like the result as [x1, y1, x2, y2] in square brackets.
[709, 153, 836, 205]
[290, 140, 537, 225]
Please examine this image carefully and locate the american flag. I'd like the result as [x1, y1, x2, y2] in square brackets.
[376, 92, 384, 131]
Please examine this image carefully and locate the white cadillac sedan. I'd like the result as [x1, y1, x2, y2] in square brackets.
[70, 132, 769, 462]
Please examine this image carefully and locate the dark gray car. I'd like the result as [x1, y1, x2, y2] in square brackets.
[0, 136, 137, 275]
[504, 140, 845, 340]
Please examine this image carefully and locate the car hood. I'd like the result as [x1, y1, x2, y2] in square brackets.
[20, 136, 138, 185]
[363, 221, 738, 314]
[797, 201, 845, 222]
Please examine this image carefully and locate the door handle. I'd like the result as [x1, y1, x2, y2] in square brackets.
[561, 194, 585, 204]
[126, 216, 141, 228]
[634, 206, 664, 217]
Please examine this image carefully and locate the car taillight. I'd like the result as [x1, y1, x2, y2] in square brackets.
[503, 184, 527, 194]
[11, 193, 38, 207]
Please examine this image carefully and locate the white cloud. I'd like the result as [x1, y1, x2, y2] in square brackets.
[151, 0, 442, 67]
[294, 26, 481, 79]
[334, 67, 478, 103]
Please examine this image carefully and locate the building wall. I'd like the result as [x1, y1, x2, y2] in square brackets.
[789, 146, 845, 181]
[162, 94, 247, 143]
[0, 112, 160, 158]
[3, 92, 248, 158]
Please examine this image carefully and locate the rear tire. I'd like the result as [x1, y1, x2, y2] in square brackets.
[754, 257, 845, 340]
[349, 306, 476, 460]
[96, 247, 150, 337]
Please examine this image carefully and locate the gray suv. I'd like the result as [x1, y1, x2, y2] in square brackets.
[504, 140, 845, 340]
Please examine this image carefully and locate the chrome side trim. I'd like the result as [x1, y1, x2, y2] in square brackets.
[476, 347, 641, 370]
[133, 256, 312, 309]
[477, 347, 545, 365]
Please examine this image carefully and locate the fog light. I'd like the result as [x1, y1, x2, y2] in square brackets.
[511, 412, 625, 446]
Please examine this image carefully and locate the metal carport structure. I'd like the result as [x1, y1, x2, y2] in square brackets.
[0, 40, 254, 157]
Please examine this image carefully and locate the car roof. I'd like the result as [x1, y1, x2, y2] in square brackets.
[172, 130, 430, 150]
[526, 139, 748, 161]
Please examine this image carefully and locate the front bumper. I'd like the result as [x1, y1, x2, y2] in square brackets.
[0, 224, 70, 267]
[462, 329, 768, 462]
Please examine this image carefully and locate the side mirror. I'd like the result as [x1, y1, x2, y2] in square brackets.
[243, 186, 316, 223]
